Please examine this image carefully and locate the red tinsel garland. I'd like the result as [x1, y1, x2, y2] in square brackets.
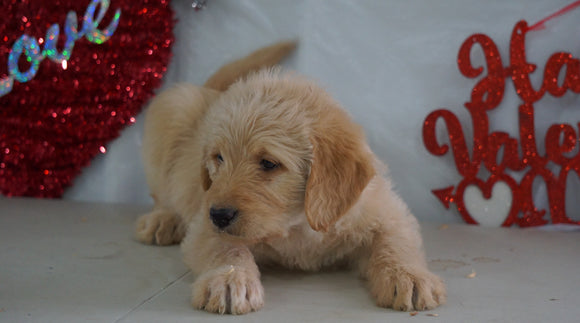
[0, 0, 174, 197]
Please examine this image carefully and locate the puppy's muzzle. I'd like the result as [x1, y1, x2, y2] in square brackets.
[209, 207, 239, 229]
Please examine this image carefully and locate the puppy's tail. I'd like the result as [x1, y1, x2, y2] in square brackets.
[204, 40, 297, 91]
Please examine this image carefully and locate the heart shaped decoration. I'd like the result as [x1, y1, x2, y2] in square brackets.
[453, 176, 520, 227]
[0, 0, 173, 197]
[463, 181, 512, 227]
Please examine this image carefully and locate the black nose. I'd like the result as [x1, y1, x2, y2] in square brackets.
[209, 207, 239, 229]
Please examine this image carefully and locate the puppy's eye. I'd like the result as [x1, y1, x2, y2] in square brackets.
[260, 159, 279, 171]
[216, 154, 224, 164]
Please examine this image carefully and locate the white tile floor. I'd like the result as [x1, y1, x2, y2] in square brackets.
[1, 197, 579, 322]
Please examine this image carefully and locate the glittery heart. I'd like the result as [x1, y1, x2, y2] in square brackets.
[463, 181, 512, 227]
[0, 0, 173, 197]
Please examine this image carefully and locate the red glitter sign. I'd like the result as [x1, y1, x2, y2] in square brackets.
[423, 20, 580, 227]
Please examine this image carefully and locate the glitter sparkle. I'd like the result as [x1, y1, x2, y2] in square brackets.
[0, 0, 174, 197]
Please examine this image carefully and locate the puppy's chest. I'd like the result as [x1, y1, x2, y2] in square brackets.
[252, 225, 363, 271]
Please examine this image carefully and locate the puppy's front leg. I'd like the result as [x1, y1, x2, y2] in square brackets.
[362, 215, 446, 311]
[182, 228, 264, 315]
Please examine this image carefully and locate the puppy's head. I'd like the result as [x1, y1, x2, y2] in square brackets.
[200, 70, 375, 242]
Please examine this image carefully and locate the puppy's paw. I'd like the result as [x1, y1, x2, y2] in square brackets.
[192, 265, 264, 315]
[135, 209, 185, 245]
[372, 267, 446, 311]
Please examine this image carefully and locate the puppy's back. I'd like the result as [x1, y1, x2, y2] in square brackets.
[143, 84, 219, 203]
[204, 41, 297, 91]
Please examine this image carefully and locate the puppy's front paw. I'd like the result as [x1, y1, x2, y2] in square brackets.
[372, 267, 446, 311]
[135, 209, 184, 245]
[192, 265, 264, 315]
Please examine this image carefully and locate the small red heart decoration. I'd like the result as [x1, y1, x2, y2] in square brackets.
[0, 0, 174, 197]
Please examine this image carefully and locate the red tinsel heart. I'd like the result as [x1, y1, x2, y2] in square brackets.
[0, 0, 174, 197]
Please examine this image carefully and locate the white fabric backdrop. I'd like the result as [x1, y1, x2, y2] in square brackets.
[64, 0, 580, 224]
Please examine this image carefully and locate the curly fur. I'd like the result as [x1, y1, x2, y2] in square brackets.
[136, 41, 446, 315]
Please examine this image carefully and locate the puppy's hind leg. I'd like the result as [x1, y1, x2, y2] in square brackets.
[135, 207, 186, 245]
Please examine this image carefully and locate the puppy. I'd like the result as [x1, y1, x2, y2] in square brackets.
[136, 41, 446, 315]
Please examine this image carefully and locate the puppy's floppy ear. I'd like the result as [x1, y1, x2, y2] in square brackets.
[200, 147, 212, 191]
[201, 165, 212, 191]
[305, 108, 375, 232]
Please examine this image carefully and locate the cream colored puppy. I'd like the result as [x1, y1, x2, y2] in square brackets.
[136, 42, 446, 315]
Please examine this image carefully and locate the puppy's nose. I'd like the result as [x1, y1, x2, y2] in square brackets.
[209, 207, 239, 229]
